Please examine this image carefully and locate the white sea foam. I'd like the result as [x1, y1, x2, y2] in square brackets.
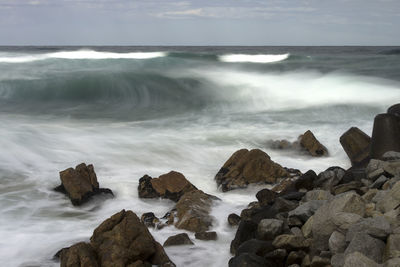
[218, 53, 289, 63]
[0, 50, 167, 63]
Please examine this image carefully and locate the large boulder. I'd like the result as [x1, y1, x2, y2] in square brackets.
[215, 149, 289, 192]
[59, 210, 175, 267]
[257, 219, 284, 241]
[230, 220, 258, 254]
[138, 171, 197, 202]
[344, 232, 385, 263]
[55, 163, 113, 206]
[370, 113, 400, 160]
[174, 190, 214, 232]
[340, 127, 371, 167]
[376, 180, 400, 213]
[298, 130, 328, 157]
[343, 252, 379, 267]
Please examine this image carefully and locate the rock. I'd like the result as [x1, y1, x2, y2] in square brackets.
[298, 130, 328, 157]
[344, 232, 385, 263]
[370, 113, 400, 160]
[333, 181, 364, 195]
[257, 219, 284, 240]
[286, 250, 306, 266]
[215, 149, 288, 191]
[388, 103, 400, 117]
[346, 216, 391, 242]
[195, 231, 217, 241]
[383, 151, 400, 161]
[280, 191, 305, 201]
[340, 127, 371, 167]
[295, 170, 317, 191]
[362, 189, 379, 202]
[314, 167, 345, 191]
[240, 204, 278, 224]
[310, 256, 331, 267]
[332, 212, 363, 231]
[329, 231, 346, 254]
[376, 181, 400, 213]
[141, 212, 159, 228]
[55, 163, 113, 206]
[59, 242, 99, 267]
[271, 197, 298, 213]
[290, 227, 303, 237]
[370, 176, 389, 189]
[302, 190, 333, 202]
[269, 139, 292, 150]
[175, 190, 214, 232]
[384, 234, 400, 261]
[163, 233, 194, 247]
[385, 258, 400, 267]
[383, 177, 400, 190]
[236, 239, 274, 256]
[138, 171, 197, 202]
[331, 253, 345, 267]
[343, 252, 379, 267]
[228, 213, 241, 226]
[230, 220, 258, 254]
[265, 249, 287, 266]
[272, 234, 308, 251]
[288, 200, 326, 223]
[88, 210, 174, 267]
[228, 253, 269, 267]
[301, 216, 314, 238]
[256, 188, 277, 206]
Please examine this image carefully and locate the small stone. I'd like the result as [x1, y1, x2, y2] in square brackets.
[195, 231, 217, 241]
[228, 253, 268, 267]
[272, 234, 308, 250]
[370, 175, 389, 189]
[290, 227, 303, 237]
[256, 188, 277, 206]
[141, 212, 159, 228]
[383, 151, 400, 161]
[163, 233, 194, 247]
[228, 213, 241, 226]
[367, 168, 386, 182]
[286, 250, 306, 266]
[310, 256, 331, 267]
[301, 216, 314, 238]
[362, 189, 378, 202]
[383, 234, 400, 261]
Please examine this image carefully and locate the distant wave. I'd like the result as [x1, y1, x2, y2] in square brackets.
[0, 50, 167, 63]
[218, 53, 289, 63]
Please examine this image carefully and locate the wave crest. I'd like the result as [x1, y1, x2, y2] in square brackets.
[218, 53, 289, 63]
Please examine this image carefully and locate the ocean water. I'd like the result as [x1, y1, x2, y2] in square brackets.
[0, 46, 399, 266]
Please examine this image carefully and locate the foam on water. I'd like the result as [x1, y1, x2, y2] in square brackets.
[218, 53, 289, 63]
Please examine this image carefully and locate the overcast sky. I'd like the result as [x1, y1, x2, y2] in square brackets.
[0, 0, 399, 45]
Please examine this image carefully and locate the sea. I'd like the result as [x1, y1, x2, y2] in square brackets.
[0, 46, 399, 266]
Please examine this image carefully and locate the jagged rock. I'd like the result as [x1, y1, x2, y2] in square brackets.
[370, 176, 389, 189]
[272, 234, 308, 251]
[138, 171, 197, 202]
[55, 163, 113, 206]
[383, 151, 400, 161]
[332, 212, 363, 231]
[384, 234, 400, 261]
[383, 177, 400, 190]
[343, 252, 379, 267]
[362, 189, 379, 202]
[163, 233, 194, 247]
[195, 231, 217, 241]
[333, 181, 364, 195]
[230, 220, 258, 254]
[228, 253, 269, 267]
[344, 232, 385, 263]
[59, 242, 99, 267]
[141, 212, 159, 228]
[271, 197, 298, 213]
[301, 216, 314, 238]
[376, 181, 400, 213]
[298, 130, 328, 157]
[302, 190, 333, 202]
[329, 231, 346, 254]
[370, 113, 400, 160]
[295, 170, 317, 191]
[228, 213, 241, 226]
[215, 149, 288, 191]
[175, 190, 214, 232]
[314, 167, 345, 191]
[256, 188, 278, 206]
[236, 239, 274, 256]
[288, 200, 326, 223]
[346, 216, 391, 241]
[257, 219, 284, 240]
[280, 191, 305, 201]
[340, 127, 371, 167]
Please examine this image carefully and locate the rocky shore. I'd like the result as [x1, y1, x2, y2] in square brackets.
[53, 103, 400, 267]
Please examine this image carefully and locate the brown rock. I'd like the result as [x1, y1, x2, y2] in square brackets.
[299, 130, 328, 157]
[195, 231, 218, 241]
[228, 213, 241, 226]
[138, 171, 197, 202]
[59, 242, 99, 267]
[56, 163, 113, 206]
[340, 127, 371, 166]
[175, 190, 214, 232]
[163, 233, 194, 247]
[215, 149, 288, 191]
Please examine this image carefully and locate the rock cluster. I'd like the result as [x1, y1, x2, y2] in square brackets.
[54, 163, 113, 206]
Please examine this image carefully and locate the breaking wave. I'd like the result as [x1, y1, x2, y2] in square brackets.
[218, 53, 289, 63]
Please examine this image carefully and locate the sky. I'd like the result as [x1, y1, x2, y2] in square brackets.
[0, 0, 399, 45]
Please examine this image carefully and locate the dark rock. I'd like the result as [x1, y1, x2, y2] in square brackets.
[265, 249, 287, 262]
[240, 204, 278, 224]
[370, 175, 389, 189]
[59, 242, 99, 267]
[346, 216, 391, 241]
[340, 127, 371, 167]
[332, 181, 364, 195]
[228, 253, 269, 267]
[383, 151, 400, 161]
[295, 170, 317, 191]
[272, 234, 308, 251]
[257, 219, 284, 240]
[314, 167, 345, 190]
[342, 166, 367, 183]
[256, 188, 277, 206]
[228, 213, 241, 226]
[163, 233, 194, 247]
[370, 113, 400, 160]
[310, 256, 331, 267]
[271, 197, 298, 213]
[138, 171, 197, 202]
[280, 191, 305, 201]
[55, 163, 113, 206]
[236, 239, 274, 256]
[195, 231, 217, 241]
[288, 200, 326, 223]
[388, 103, 400, 117]
[344, 232, 385, 263]
[215, 149, 289, 192]
[286, 250, 306, 266]
[230, 220, 258, 254]
[298, 130, 328, 157]
[175, 190, 214, 232]
[141, 212, 159, 228]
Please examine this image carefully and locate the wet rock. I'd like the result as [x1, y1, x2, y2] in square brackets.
[236, 239, 274, 256]
[230, 220, 258, 254]
[215, 149, 288, 192]
[329, 231, 346, 254]
[272, 234, 308, 251]
[257, 219, 284, 240]
[228, 253, 269, 267]
[59, 242, 99, 267]
[340, 127, 371, 167]
[195, 231, 217, 241]
[295, 170, 317, 191]
[228, 213, 241, 226]
[344, 232, 385, 263]
[370, 113, 400, 160]
[138, 171, 197, 202]
[298, 130, 328, 157]
[163, 233, 194, 247]
[175, 190, 214, 232]
[55, 163, 113, 206]
[256, 188, 277, 206]
[141, 212, 159, 228]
